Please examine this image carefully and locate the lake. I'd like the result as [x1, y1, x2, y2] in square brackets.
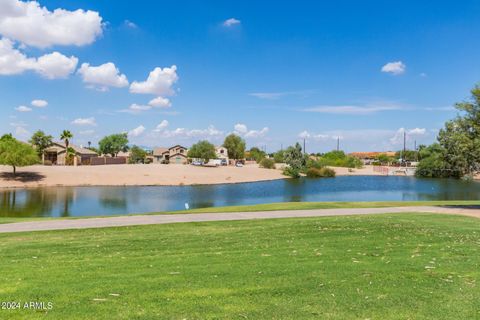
[1, 176, 480, 218]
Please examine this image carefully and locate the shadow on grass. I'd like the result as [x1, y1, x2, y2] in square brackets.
[440, 205, 480, 209]
[0, 172, 45, 183]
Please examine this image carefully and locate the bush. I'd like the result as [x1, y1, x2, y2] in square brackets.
[306, 167, 336, 178]
[259, 158, 276, 169]
[283, 166, 300, 178]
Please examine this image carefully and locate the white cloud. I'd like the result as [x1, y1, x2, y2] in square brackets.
[233, 123, 269, 138]
[128, 125, 146, 137]
[245, 127, 269, 138]
[298, 130, 333, 141]
[15, 105, 31, 112]
[148, 96, 171, 108]
[0, 37, 36, 75]
[298, 131, 311, 139]
[71, 117, 96, 126]
[130, 65, 178, 96]
[234, 123, 248, 134]
[31, 99, 47, 107]
[35, 52, 78, 79]
[0, 0, 103, 48]
[124, 20, 137, 28]
[153, 120, 169, 132]
[0, 38, 78, 78]
[303, 104, 402, 115]
[389, 127, 427, 145]
[151, 121, 223, 139]
[78, 62, 129, 90]
[118, 103, 152, 114]
[223, 18, 241, 27]
[381, 61, 406, 75]
[15, 125, 29, 136]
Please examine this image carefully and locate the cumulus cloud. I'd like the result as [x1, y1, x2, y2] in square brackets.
[130, 65, 178, 96]
[128, 125, 146, 137]
[148, 96, 171, 108]
[15, 105, 31, 112]
[78, 62, 129, 90]
[381, 61, 406, 75]
[35, 51, 78, 79]
[223, 18, 241, 27]
[124, 20, 137, 29]
[31, 99, 47, 107]
[153, 120, 169, 132]
[71, 117, 96, 126]
[0, 39, 78, 78]
[0, 37, 36, 75]
[234, 123, 269, 138]
[0, 0, 103, 48]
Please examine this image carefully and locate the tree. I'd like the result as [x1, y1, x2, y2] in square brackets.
[436, 85, 480, 177]
[248, 147, 266, 163]
[60, 130, 73, 149]
[0, 136, 39, 175]
[98, 133, 129, 157]
[273, 150, 285, 163]
[187, 140, 216, 162]
[223, 134, 245, 160]
[129, 145, 147, 164]
[283, 143, 306, 177]
[415, 143, 456, 178]
[29, 130, 53, 157]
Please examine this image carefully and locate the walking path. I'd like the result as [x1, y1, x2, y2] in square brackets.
[1, 206, 479, 234]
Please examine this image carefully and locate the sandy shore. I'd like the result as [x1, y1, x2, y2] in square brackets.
[0, 164, 385, 188]
[330, 166, 384, 176]
[0, 164, 287, 188]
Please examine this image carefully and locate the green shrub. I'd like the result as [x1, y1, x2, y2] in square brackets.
[306, 167, 336, 178]
[283, 166, 300, 178]
[259, 158, 276, 169]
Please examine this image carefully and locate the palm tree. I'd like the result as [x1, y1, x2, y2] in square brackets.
[60, 130, 73, 149]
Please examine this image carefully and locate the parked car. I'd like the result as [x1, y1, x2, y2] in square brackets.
[192, 160, 203, 166]
[221, 159, 228, 166]
[235, 162, 244, 167]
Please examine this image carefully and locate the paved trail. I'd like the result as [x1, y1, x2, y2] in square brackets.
[1, 206, 479, 234]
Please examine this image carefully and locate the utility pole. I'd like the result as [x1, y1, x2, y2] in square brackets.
[303, 138, 306, 155]
[414, 140, 417, 162]
[403, 131, 407, 166]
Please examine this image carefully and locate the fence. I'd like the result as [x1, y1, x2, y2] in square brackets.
[90, 157, 127, 166]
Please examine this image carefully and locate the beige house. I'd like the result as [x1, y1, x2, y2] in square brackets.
[152, 145, 188, 164]
[43, 142, 97, 166]
[216, 146, 229, 163]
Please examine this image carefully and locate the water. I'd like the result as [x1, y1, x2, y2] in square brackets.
[1, 176, 479, 218]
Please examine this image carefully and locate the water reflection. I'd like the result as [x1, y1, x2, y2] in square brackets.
[0, 176, 479, 218]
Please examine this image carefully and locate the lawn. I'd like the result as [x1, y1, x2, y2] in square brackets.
[168, 200, 480, 214]
[0, 213, 479, 319]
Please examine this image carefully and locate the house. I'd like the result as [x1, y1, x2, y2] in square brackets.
[152, 145, 188, 164]
[215, 146, 229, 163]
[43, 142, 97, 166]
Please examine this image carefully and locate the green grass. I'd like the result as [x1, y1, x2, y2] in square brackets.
[167, 200, 480, 214]
[0, 213, 479, 319]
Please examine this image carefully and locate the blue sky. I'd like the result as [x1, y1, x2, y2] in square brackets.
[1, 0, 479, 152]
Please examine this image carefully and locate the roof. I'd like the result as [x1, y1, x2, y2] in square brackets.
[46, 142, 97, 155]
[169, 145, 187, 150]
[153, 147, 169, 156]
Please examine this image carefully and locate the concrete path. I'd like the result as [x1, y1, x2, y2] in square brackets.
[1, 206, 479, 234]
